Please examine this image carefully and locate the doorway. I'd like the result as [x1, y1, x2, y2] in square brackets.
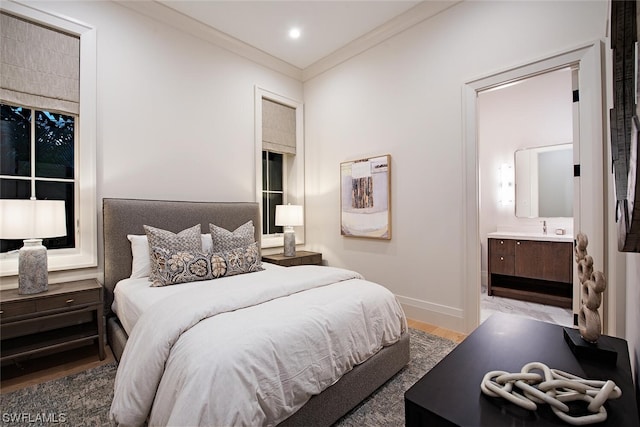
[477, 67, 576, 327]
[462, 42, 606, 334]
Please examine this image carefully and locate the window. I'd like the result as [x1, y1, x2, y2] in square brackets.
[255, 87, 304, 248]
[262, 151, 284, 235]
[0, 4, 97, 276]
[1, 104, 77, 253]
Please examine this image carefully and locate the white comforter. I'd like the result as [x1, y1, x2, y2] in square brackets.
[109, 265, 406, 427]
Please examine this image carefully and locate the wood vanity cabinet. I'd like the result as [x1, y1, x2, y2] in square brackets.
[488, 238, 573, 308]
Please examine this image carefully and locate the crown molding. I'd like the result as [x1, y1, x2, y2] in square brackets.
[115, 1, 460, 84]
[302, 1, 461, 82]
[115, 0, 303, 81]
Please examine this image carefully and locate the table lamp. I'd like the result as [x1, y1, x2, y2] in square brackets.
[0, 198, 66, 294]
[275, 204, 303, 257]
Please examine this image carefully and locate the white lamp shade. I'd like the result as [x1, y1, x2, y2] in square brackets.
[275, 204, 303, 227]
[0, 199, 67, 239]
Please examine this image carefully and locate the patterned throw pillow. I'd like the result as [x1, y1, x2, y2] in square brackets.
[150, 242, 263, 287]
[210, 221, 255, 252]
[144, 224, 202, 282]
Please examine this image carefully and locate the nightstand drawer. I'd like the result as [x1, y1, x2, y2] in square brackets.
[0, 300, 37, 318]
[288, 254, 322, 265]
[287, 258, 304, 266]
[36, 289, 100, 312]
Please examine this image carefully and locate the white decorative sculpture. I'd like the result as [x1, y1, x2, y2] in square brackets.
[574, 233, 607, 343]
[481, 362, 622, 425]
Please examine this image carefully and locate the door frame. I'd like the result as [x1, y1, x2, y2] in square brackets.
[462, 41, 607, 334]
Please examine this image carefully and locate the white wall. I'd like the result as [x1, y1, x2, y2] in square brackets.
[303, 0, 608, 331]
[477, 68, 574, 281]
[12, 0, 303, 283]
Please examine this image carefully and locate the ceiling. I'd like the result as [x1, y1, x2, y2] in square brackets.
[156, 1, 425, 70]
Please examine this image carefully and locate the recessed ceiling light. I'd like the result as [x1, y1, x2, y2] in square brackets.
[289, 28, 301, 39]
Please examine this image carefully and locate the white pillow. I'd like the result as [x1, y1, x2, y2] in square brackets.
[127, 234, 213, 279]
[128, 235, 151, 279]
[201, 233, 213, 252]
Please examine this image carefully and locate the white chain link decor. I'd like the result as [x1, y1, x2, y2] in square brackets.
[480, 362, 622, 425]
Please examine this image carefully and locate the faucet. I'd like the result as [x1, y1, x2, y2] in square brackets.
[542, 220, 547, 235]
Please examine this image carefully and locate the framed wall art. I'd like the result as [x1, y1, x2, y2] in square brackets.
[340, 154, 391, 239]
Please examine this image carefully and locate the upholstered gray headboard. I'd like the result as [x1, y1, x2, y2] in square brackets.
[102, 198, 261, 315]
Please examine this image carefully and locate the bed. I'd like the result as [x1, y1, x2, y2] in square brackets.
[103, 198, 410, 426]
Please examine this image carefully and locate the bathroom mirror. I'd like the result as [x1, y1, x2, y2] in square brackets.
[515, 143, 573, 218]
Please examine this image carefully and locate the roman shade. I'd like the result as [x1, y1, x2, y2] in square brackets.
[0, 12, 80, 115]
[262, 98, 296, 155]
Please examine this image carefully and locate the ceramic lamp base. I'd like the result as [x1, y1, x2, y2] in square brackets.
[18, 239, 49, 295]
[283, 229, 296, 257]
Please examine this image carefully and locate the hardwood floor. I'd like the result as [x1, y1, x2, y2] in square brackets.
[0, 319, 464, 394]
[1, 343, 115, 394]
[407, 319, 467, 344]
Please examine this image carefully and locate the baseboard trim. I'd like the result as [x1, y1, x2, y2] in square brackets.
[396, 295, 465, 333]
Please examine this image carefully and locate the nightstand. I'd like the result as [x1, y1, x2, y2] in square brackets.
[262, 251, 322, 267]
[0, 279, 105, 366]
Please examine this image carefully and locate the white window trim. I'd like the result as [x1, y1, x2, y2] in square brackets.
[254, 86, 304, 249]
[0, 1, 97, 276]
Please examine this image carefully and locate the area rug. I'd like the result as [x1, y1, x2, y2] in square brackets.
[334, 328, 457, 426]
[0, 329, 456, 426]
[0, 362, 115, 426]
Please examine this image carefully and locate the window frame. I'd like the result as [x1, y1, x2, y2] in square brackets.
[0, 104, 78, 252]
[0, 2, 97, 277]
[254, 87, 304, 249]
[262, 150, 286, 236]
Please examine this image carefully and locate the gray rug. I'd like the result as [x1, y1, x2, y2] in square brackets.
[0, 329, 456, 426]
[0, 363, 116, 427]
[334, 328, 457, 426]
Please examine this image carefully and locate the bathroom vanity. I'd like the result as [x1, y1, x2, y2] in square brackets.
[487, 232, 573, 308]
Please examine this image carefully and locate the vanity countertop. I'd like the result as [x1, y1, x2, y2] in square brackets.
[487, 231, 574, 243]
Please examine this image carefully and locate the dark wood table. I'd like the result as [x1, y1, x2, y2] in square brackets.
[262, 251, 322, 267]
[1, 279, 105, 365]
[405, 314, 639, 426]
